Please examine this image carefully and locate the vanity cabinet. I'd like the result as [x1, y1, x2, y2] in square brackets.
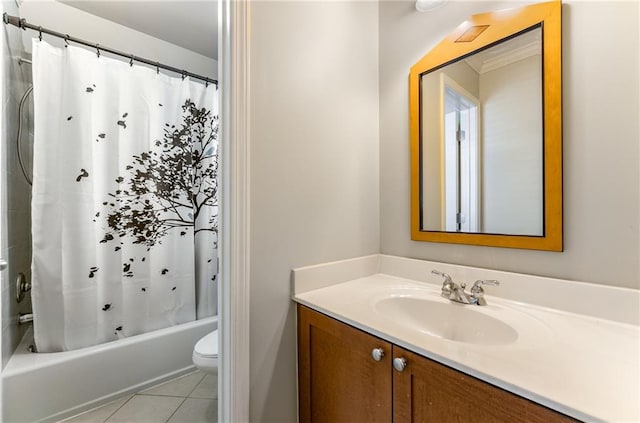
[297, 305, 577, 423]
[297, 304, 393, 422]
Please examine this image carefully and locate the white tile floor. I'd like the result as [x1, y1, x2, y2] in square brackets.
[60, 370, 217, 423]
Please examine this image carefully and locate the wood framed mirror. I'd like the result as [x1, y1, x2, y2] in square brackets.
[409, 0, 562, 251]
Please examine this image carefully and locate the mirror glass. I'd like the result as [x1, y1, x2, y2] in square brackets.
[420, 26, 543, 236]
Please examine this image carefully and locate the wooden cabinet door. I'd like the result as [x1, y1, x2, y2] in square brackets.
[392, 346, 578, 423]
[298, 305, 393, 423]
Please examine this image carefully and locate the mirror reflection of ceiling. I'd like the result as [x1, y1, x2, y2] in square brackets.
[463, 29, 541, 74]
[58, 1, 218, 60]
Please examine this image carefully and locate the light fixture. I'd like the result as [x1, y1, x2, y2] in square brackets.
[415, 0, 447, 12]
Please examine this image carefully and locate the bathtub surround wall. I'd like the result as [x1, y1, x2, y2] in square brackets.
[249, 2, 380, 421]
[379, 0, 639, 289]
[1, 0, 34, 371]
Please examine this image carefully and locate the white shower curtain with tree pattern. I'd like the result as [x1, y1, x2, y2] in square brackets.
[31, 41, 218, 352]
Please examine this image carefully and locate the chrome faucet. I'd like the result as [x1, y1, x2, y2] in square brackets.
[469, 279, 500, 306]
[432, 270, 499, 306]
[431, 270, 454, 299]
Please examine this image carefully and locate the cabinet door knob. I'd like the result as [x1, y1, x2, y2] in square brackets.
[371, 347, 385, 361]
[393, 357, 407, 372]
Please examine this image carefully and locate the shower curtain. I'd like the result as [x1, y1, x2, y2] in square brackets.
[31, 41, 218, 352]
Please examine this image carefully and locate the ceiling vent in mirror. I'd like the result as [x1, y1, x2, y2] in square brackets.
[455, 25, 490, 43]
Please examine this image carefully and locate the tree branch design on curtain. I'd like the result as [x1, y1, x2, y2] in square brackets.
[97, 100, 219, 268]
[31, 41, 219, 351]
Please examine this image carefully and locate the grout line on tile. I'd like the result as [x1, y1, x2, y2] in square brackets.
[185, 371, 206, 398]
[60, 372, 207, 422]
[100, 395, 134, 423]
[56, 394, 134, 423]
[141, 370, 205, 397]
[135, 393, 194, 399]
[163, 397, 188, 423]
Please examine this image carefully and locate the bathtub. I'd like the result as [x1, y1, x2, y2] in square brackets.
[1, 316, 217, 423]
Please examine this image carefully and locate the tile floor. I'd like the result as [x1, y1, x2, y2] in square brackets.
[60, 370, 217, 423]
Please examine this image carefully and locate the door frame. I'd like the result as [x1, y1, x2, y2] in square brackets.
[439, 73, 481, 232]
[218, 0, 251, 422]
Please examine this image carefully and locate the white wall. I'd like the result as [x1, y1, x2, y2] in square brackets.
[18, 0, 217, 79]
[380, 0, 639, 289]
[249, 1, 379, 421]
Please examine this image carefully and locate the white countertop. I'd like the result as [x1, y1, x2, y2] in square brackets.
[292, 256, 640, 423]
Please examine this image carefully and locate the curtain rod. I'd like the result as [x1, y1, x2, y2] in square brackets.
[3, 13, 217, 86]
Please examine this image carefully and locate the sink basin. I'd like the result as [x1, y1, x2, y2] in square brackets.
[375, 296, 518, 346]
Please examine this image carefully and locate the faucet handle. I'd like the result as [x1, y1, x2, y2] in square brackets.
[470, 280, 499, 306]
[432, 270, 454, 299]
[431, 269, 452, 283]
[471, 279, 499, 290]
[473, 279, 500, 286]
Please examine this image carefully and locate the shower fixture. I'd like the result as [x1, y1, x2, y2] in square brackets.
[16, 53, 33, 185]
[16, 272, 31, 302]
[18, 312, 33, 325]
[17, 84, 33, 186]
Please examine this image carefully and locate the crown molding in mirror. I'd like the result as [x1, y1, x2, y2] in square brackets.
[409, 0, 562, 251]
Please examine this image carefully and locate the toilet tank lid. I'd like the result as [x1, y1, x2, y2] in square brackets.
[195, 330, 219, 358]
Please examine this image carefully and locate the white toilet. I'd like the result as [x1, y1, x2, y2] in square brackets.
[192, 330, 218, 374]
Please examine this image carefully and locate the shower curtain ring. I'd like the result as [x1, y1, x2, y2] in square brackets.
[181, 70, 187, 80]
[95, 44, 100, 58]
[156, 62, 160, 74]
[205, 79, 209, 87]
[38, 26, 42, 41]
[64, 34, 70, 47]
[130, 54, 134, 67]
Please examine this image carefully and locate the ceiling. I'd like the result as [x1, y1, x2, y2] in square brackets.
[59, 1, 218, 60]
